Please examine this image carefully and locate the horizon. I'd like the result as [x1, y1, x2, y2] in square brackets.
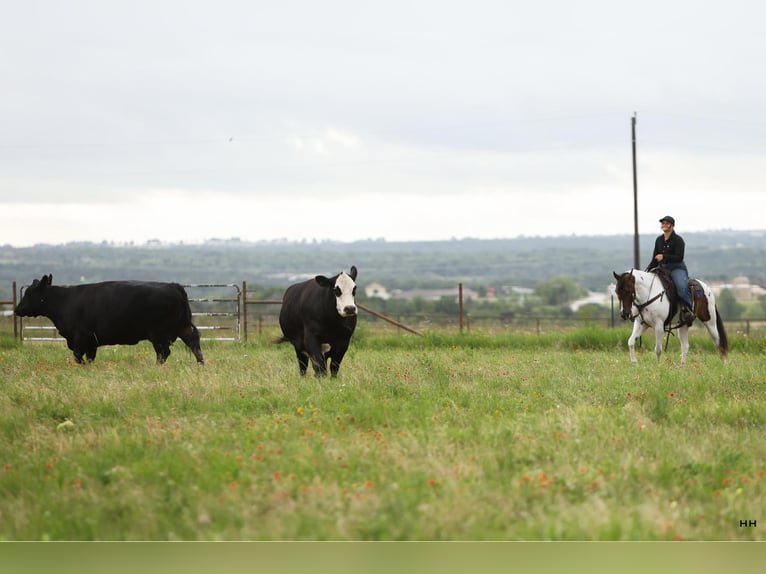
[3, 227, 765, 249]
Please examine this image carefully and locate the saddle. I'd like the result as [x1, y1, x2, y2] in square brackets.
[649, 268, 710, 325]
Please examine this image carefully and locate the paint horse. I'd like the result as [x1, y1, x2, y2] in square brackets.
[612, 269, 728, 364]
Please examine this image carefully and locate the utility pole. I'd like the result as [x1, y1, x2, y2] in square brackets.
[631, 112, 640, 269]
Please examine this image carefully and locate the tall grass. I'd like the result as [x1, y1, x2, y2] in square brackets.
[1, 329, 764, 540]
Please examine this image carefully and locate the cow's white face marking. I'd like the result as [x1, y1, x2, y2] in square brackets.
[334, 272, 357, 317]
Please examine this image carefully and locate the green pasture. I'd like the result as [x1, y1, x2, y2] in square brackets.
[0, 327, 764, 541]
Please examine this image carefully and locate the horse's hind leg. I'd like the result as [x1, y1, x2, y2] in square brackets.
[679, 326, 690, 365]
[653, 322, 665, 362]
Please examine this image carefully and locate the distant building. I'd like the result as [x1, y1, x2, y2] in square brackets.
[711, 276, 766, 302]
[570, 290, 612, 312]
[391, 287, 479, 301]
[365, 282, 391, 300]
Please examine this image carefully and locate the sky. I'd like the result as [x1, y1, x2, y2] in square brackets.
[1, 0, 765, 247]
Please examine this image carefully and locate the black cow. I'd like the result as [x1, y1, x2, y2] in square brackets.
[275, 266, 358, 377]
[15, 274, 204, 365]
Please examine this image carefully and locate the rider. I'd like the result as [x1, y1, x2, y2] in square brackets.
[646, 215, 695, 326]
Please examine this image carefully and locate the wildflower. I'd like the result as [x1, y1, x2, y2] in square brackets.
[428, 479, 438, 487]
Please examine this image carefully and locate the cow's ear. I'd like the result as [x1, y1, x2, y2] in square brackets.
[40, 274, 51, 287]
[31, 279, 40, 289]
[314, 275, 332, 287]
[349, 266, 357, 281]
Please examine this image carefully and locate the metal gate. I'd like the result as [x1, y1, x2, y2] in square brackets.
[18, 283, 242, 343]
[185, 283, 241, 341]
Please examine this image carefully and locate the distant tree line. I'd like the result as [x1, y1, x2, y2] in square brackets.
[2, 232, 765, 318]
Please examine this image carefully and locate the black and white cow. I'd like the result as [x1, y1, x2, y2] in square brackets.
[275, 266, 358, 377]
[15, 274, 204, 365]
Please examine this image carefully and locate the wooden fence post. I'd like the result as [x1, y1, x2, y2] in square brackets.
[12, 281, 17, 340]
[242, 281, 248, 342]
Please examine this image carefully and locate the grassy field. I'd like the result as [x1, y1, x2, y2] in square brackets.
[1, 326, 765, 541]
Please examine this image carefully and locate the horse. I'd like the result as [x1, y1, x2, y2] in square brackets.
[612, 269, 728, 364]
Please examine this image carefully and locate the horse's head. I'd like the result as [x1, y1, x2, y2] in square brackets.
[613, 270, 636, 321]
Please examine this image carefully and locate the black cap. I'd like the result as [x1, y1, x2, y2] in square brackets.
[659, 215, 675, 225]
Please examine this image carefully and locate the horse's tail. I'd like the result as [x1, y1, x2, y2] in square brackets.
[715, 305, 728, 358]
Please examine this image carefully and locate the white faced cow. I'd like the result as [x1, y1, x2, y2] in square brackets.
[275, 266, 358, 377]
[15, 274, 204, 365]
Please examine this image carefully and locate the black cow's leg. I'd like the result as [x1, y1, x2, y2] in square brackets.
[85, 346, 98, 362]
[179, 324, 205, 364]
[67, 338, 86, 364]
[152, 341, 171, 364]
[306, 347, 327, 376]
[328, 343, 348, 378]
[310, 353, 328, 377]
[296, 351, 309, 376]
[303, 336, 328, 377]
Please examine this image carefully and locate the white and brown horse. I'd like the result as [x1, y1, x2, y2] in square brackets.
[613, 269, 728, 364]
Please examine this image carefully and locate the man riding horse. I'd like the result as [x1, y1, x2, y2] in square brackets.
[646, 215, 695, 327]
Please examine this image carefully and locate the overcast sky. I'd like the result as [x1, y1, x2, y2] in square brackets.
[1, 0, 764, 247]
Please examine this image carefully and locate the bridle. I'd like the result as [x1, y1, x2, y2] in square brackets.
[618, 270, 666, 324]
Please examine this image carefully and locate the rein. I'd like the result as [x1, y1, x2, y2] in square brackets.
[627, 273, 666, 324]
[630, 291, 665, 322]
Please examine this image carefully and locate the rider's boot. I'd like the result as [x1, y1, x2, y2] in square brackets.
[680, 305, 695, 327]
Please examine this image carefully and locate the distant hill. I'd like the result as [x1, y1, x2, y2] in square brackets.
[2, 230, 765, 299]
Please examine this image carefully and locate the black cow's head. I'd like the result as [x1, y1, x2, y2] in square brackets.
[316, 265, 358, 317]
[15, 274, 53, 317]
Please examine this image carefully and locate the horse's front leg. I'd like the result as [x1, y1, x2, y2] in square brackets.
[628, 320, 646, 364]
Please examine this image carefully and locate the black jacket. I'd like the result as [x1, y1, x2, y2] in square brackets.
[647, 231, 686, 270]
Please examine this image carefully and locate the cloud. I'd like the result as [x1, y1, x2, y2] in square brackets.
[286, 127, 362, 155]
[1, 1, 765, 245]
